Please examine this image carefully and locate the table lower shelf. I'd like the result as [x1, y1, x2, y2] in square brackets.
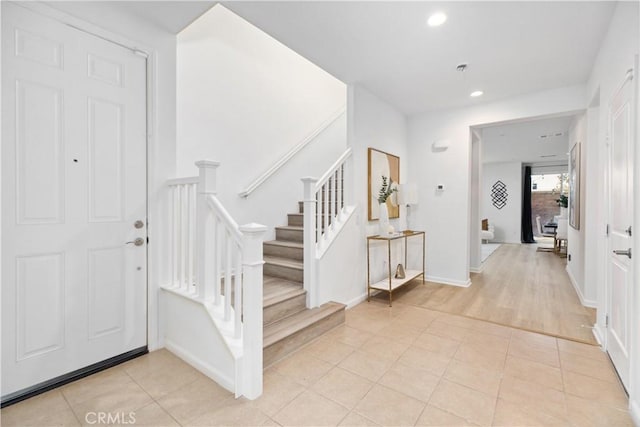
[369, 269, 424, 291]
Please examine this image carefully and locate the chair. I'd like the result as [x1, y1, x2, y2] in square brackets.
[536, 216, 555, 238]
[555, 219, 568, 256]
[481, 218, 494, 243]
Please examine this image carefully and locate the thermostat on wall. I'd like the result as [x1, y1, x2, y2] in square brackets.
[436, 184, 444, 191]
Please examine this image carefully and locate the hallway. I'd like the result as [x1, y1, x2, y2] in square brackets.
[384, 243, 597, 344]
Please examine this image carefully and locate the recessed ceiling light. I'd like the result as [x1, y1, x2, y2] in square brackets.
[470, 91, 484, 97]
[427, 12, 447, 27]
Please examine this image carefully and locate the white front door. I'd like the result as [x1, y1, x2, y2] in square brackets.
[1, 3, 148, 399]
[606, 69, 636, 391]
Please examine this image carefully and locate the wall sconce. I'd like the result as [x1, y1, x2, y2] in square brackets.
[432, 139, 450, 152]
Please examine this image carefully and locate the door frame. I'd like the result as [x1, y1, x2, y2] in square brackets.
[2, 1, 161, 352]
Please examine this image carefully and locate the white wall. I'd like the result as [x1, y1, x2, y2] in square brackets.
[40, 1, 178, 351]
[176, 5, 346, 237]
[337, 85, 409, 307]
[565, 113, 590, 305]
[583, 1, 639, 418]
[481, 162, 522, 244]
[408, 85, 585, 285]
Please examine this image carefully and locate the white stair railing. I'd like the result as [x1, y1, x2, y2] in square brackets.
[301, 148, 352, 307]
[166, 161, 266, 399]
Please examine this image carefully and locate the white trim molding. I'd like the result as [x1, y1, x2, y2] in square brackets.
[630, 398, 640, 427]
[426, 275, 472, 288]
[565, 266, 597, 308]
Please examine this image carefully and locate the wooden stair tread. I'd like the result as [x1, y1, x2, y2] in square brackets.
[264, 240, 303, 249]
[263, 302, 346, 348]
[275, 225, 303, 231]
[263, 276, 304, 308]
[264, 256, 303, 270]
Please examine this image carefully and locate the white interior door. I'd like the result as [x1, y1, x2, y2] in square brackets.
[1, 3, 147, 399]
[606, 69, 636, 392]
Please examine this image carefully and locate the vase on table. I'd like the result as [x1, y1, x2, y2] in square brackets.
[559, 206, 567, 218]
[379, 202, 389, 236]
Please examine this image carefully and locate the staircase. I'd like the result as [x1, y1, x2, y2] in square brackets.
[262, 203, 345, 367]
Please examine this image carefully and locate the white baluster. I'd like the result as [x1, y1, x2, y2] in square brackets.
[323, 180, 328, 238]
[171, 186, 178, 287]
[239, 223, 267, 400]
[315, 190, 321, 244]
[180, 184, 187, 290]
[215, 217, 222, 305]
[224, 231, 232, 321]
[234, 246, 242, 339]
[337, 165, 343, 220]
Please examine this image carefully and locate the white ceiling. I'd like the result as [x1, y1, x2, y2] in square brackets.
[481, 115, 576, 165]
[50, 1, 216, 34]
[224, 1, 615, 115]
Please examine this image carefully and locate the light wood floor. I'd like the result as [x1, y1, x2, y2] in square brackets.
[376, 243, 598, 344]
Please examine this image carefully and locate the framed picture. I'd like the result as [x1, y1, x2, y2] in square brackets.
[368, 148, 400, 221]
[569, 143, 580, 229]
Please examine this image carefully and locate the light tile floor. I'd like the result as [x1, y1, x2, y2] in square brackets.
[1, 300, 633, 426]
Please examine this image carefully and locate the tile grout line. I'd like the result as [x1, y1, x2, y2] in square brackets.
[59, 389, 84, 426]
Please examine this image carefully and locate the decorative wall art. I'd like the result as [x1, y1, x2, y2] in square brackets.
[368, 148, 400, 221]
[491, 180, 508, 209]
[569, 143, 580, 229]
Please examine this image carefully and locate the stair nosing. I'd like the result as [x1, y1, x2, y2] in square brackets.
[263, 303, 346, 348]
[264, 256, 303, 270]
[275, 225, 303, 231]
[263, 287, 306, 308]
[264, 240, 303, 248]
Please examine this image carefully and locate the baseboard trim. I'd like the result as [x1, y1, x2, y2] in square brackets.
[426, 275, 471, 288]
[164, 339, 235, 394]
[630, 398, 640, 427]
[1, 346, 147, 408]
[565, 266, 597, 308]
[592, 323, 605, 346]
[345, 293, 368, 309]
[469, 265, 484, 274]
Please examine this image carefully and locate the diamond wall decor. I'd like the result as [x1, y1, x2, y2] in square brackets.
[491, 180, 508, 209]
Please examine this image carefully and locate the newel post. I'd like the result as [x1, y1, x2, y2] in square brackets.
[239, 222, 267, 400]
[301, 177, 319, 308]
[195, 160, 220, 301]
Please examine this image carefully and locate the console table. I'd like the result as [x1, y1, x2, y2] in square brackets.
[366, 231, 425, 306]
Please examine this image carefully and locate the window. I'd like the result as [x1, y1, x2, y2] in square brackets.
[531, 173, 568, 194]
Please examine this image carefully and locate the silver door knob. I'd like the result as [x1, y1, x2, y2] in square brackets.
[613, 248, 632, 259]
[126, 238, 145, 246]
[134, 220, 145, 229]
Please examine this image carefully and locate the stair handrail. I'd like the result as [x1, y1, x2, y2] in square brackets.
[301, 148, 353, 308]
[314, 148, 352, 192]
[166, 160, 266, 399]
[239, 105, 346, 198]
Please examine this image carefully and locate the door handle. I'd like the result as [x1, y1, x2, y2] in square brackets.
[613, 248, 632, 259]
[126, 237, 145, 247]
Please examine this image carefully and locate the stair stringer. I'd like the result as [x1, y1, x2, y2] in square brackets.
[161, 287, 243, 397]
[314, 206, 365, 308]
[316, 205, 356, 259]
